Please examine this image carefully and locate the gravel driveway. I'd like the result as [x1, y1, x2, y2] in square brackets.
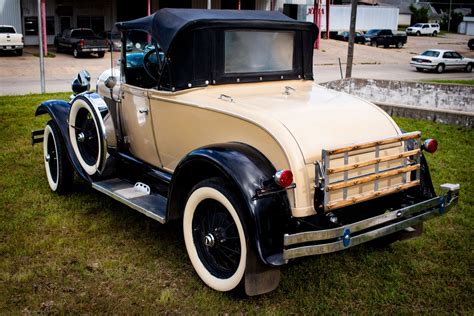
[0, 33, 473, 95]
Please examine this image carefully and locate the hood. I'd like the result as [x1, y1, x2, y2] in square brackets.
[173, 81, 401, 165]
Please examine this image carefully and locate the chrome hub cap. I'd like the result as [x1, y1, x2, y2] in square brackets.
[77, 132, 85, 143]
[204, 233, 216, 247]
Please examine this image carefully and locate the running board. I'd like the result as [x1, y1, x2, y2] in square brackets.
[92, 178, 167, 223]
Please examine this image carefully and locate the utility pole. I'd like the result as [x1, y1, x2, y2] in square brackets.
[447, 0, 453, 32]
[345, 0, 358, 78]
[37, 0, 45, 93]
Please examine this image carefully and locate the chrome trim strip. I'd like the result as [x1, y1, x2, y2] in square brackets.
[284, 183, 459, 259]
[92, 182, 166, 224]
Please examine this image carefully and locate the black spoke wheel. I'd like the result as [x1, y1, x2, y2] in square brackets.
[192, 199, 241, 279]
[43, 120, 74, 194]
[183, 178, 247, 292]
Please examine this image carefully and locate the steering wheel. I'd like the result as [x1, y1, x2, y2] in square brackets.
[143, 48, 160, 82]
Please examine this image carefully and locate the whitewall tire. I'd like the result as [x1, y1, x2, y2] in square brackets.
[43, 121, 74, 194]
[68, 98, 105, 176]
[183, 179, 247, 292]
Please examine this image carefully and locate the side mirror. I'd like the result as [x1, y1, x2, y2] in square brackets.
[71, 70, 91, 95]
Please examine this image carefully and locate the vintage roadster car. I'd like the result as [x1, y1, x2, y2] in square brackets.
[32, 9, 459, 296]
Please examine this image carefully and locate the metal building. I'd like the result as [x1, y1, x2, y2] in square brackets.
[5, 0, 273, 46]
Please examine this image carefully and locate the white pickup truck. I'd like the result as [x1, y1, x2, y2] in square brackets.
[406, 23, 440, 36]
[0, 25, 24, 55]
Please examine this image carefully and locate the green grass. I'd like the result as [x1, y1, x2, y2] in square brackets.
[420, 79, 474, 86]
[1, 94, 473, 313]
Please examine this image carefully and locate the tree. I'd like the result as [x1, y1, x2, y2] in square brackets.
[409, 5, 429, 25]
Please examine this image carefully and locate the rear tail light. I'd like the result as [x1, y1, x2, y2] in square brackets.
[422, 138, 438, 153]
[79, 39, 84, 48]
[274, 169, 293, 188]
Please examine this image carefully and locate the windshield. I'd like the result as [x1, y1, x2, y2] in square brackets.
[0, 26, 15, 33]
[413, 24, 422, 27]
[71, 30, 96, 38]
[366, 29, 380, 35]
[421, 50, 440, 57]
[224, 31, 294, 73]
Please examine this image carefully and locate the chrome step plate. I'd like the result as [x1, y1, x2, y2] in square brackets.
[92, 178, 167, 223]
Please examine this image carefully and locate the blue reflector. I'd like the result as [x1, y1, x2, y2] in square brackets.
[342, 228, 351, 247]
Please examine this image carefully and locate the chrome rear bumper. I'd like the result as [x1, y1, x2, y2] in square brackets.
[283, 183, 460, 260]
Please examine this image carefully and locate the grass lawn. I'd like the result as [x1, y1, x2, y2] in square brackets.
[420, 79, 474, 86]
[1, 93, 473, 313]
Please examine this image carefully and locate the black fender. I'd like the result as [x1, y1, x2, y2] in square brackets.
[168, 142, 292, 267]
[35, 98, 92, 182]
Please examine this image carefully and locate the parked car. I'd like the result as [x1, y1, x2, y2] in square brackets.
[335, 31, 366, 44]
[0, 25, 23, 55]
[364, 29, 407, 48]
[410, 49, 474, 73]
[98, 30, 133, 52]
[406, 23, 440, 36]
[54, 28, 108, 58]
[33, 9, 459, 296]
[468, 38, 474, 50]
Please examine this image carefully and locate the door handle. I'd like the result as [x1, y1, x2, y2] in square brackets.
[138, 108, 149, 114]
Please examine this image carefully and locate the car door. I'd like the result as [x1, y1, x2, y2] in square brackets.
[450, 52, 465, 70]
[422, 25, 430, 35]
[118, 31, 162, 167]
[120, 84, 162, 167]
[442, 52, 454, 69]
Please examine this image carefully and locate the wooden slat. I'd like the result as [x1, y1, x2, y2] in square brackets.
[327, 164, 419, 191]
[325, 181, 420, 211]
[327, 149, 421, 174]
[326, 132, 421, 156]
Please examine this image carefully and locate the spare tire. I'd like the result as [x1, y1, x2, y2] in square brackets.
[68, 96, 108, 176]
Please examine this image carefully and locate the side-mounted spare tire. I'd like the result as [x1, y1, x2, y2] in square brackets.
[68, 96, 108, 176]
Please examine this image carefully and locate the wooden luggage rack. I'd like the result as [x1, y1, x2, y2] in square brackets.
[315, 132, 422, 212]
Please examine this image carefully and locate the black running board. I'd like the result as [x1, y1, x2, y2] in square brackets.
[92, 178, 167, 223]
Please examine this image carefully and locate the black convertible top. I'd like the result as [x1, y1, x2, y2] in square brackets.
[116, 8, 316, 54]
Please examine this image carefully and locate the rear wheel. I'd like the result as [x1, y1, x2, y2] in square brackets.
[97, 51, 105, 58]
[396, 41, 403, 48]
[16, 49, 23, 56]
[183, 178, 248, 293]
[43, 121, 74, 194]
[432, 31, 438, 36]
[435, 63, 445, 73]
[371, 41, 377, 47]
[73, 47, 81, 58]
[465, 63, 472, 73]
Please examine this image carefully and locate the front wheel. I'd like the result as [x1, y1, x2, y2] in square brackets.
[43, 121, 74, 194]
[97, 51, 105, 58]
[416, 31, 421, 36]
[183, 178, 248, 293]
[432, 31, 438, 36]
[416, 67, 423, 72]
[371, 41, 377, 47]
